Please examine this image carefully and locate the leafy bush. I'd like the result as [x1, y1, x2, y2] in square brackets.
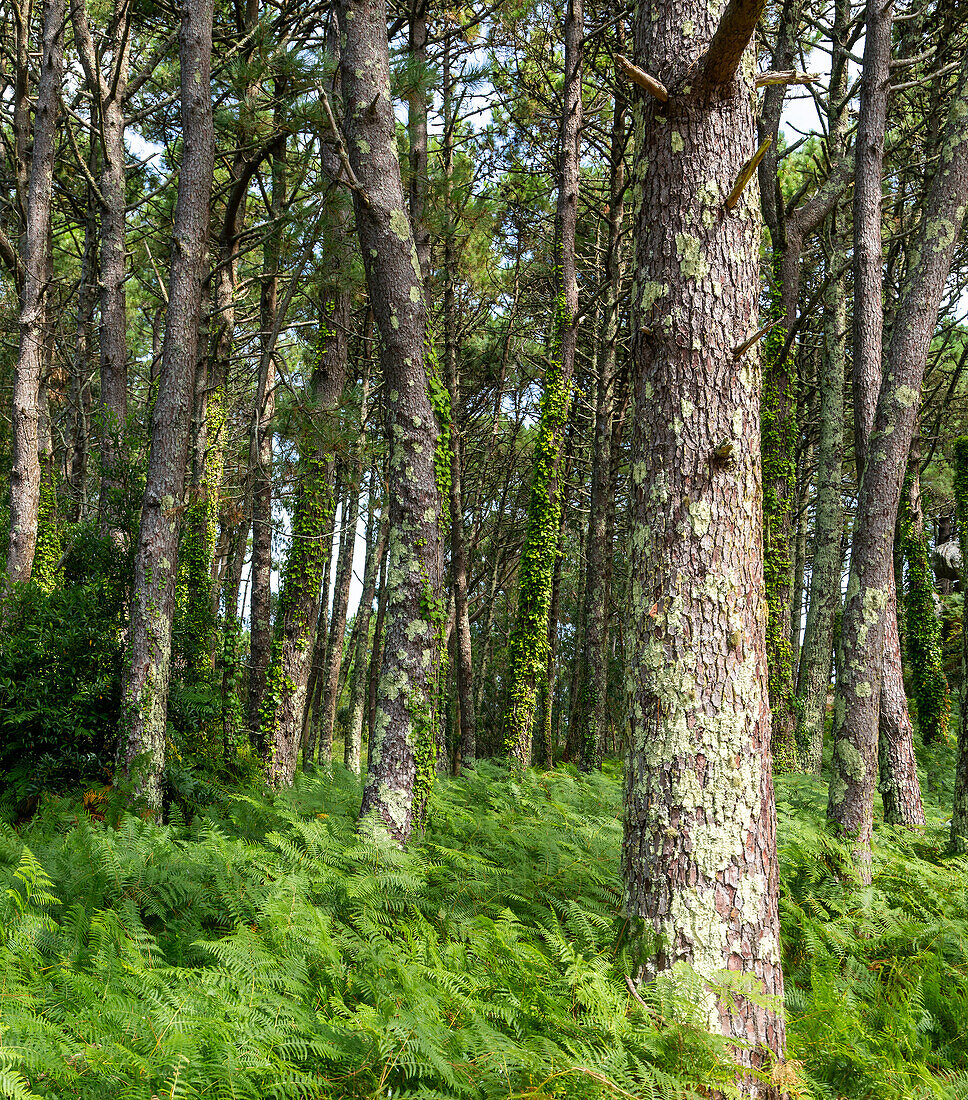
[0, 528, 128, 805]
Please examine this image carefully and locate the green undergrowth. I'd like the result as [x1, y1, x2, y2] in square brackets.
[0, 764, 966, 1100]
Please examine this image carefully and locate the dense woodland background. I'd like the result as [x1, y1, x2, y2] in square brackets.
[3, 0, 968, 1094]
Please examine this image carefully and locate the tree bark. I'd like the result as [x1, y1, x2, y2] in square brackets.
[337, 0, 445, 845]
[6, 0, 65, 587]
[119, 0, 215, 814]
[951, 437, 968, 853]
[623, 0, 787, 1079]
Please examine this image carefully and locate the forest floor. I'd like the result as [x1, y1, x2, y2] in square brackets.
[1, 759, 966, 1100]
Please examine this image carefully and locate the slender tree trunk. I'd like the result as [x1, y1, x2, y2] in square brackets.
[7, 0, 65, 587]
[623, 0, 787, 1080]
[574, 80, 625, 771]
[951, 437, 968, 852]
[263, 252, 351, 783]
[367, 543, 389, 761]
[69, 176, 97, 522]
[796, 214, 847, 772]
[505, 0, 583, 766]
[346, 505, 387, 773]
[317, 470, 360, 764]
[442, 39, 476, 770]
[248, 133, 286, 741]
[829, 58, 968, 875]
[119, 0, 215, 813]
[338, 0, 446, 845]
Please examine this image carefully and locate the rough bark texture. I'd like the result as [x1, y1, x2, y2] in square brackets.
[828, 60, 968, 877]
[119, 0, 214, 814]
[7, 0, 65, 587]
[623, 0, 787, 1082]
[337, 0, 445, 845]
[504, 0, 583, 767]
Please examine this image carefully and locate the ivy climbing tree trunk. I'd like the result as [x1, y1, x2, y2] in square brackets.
[622, 0, 787, 1083]
[261, 189, 352, 786]
[248, 129, 286, 743]
[119, 0, 215, 814]
[337, 0, 446, 845]
[504, 0, 583, 768]
[6, 0, 64, 587]
[828, 58, 968, 877]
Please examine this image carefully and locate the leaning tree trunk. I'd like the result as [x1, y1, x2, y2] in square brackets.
[6, 0, 65, 587]
[337, 0, 446, 846]
[828, 58, 968, 877]
[504, 0, 584, 767]
[119, 0, 215, 814]
[621, 0, 787, 1083]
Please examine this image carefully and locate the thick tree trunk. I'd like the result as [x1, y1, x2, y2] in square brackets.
[623, 0, 787, 1081]
[337, 0, 445, 845]
[7, 0, 65, 587]
[119, 0, 215, 814]
[829, 60, 968, 876]
[505, 0, 583, 766]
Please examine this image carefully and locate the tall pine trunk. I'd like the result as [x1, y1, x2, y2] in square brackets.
[6, 0, 65, 586]
[119, 0, 215, 813]
[505, 0, 583, 766]
[622, 0, 787, 1079]
[337, 0, 445, 845]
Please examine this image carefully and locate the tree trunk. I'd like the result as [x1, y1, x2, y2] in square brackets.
[623, 0, 787, 1080]
[338, 0, 446, 845]
[504, 0, 583, 767]
[317, 469, 361, 765]
[7, 0, 65, 587]
[119, 0, 215, 814]
[829, 58, 968, 876]
[262, 248, 350, 784]
[573, 81, 625, 771]
[71, 0, 133, 536]
[247, 133, 286, 742]
[951, 437, 968, 852]
[346, 506, 387, 773]
[796, 213, 847, 772]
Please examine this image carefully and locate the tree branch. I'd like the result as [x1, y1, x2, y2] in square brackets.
[699, 0, 767, 87]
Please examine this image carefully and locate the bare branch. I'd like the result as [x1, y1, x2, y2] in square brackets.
[699, 0, 766, 87]
[614, 53, 668, 102]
